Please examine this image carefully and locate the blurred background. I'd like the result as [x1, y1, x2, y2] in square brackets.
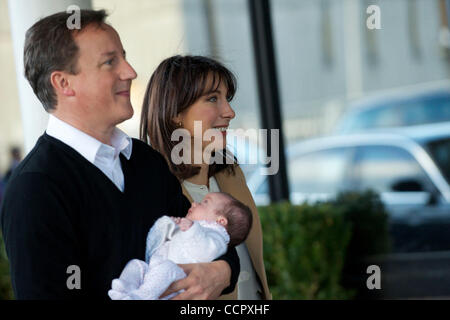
[1, 0, 450, 299]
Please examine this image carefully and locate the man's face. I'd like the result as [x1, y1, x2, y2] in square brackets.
[70, 24, 137, 128]
[186, 193, 228, 222]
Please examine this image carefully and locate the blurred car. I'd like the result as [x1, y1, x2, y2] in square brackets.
[247, 123, 450, 254]
[334, 83, 450, 134]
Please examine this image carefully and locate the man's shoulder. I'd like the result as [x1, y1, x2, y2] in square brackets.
[7, 134, 89, 192]
[130, 138, 158, 155]
[13, 134, 73, 175]
[12, 135, 54, 175]
[130, 138, 167, 166]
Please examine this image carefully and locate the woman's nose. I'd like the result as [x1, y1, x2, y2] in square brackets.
[222, 102, 235, 120]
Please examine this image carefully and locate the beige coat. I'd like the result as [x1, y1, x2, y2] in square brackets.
[181, 165, 272, 300]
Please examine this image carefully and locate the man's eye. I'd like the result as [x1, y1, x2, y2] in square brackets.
[104, 58, 115, 65]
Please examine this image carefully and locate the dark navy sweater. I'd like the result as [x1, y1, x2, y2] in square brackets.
[0, 133, 238, 299]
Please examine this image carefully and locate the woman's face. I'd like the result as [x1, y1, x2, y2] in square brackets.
[178, 79, 236, 153]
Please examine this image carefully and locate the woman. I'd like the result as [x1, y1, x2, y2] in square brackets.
[140, 55, 271, 300]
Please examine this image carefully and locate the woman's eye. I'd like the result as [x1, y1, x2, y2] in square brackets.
[207, 96, 218, 103]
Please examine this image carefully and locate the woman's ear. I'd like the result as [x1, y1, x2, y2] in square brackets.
[50, 71, 75, 97]
[172, 114, 183, 127]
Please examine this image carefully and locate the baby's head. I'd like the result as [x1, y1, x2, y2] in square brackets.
[186, 192, 253, 247]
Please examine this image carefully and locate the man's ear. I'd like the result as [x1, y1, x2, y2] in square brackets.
[50, 71, 75, 97]
[216, 216, 228, 227]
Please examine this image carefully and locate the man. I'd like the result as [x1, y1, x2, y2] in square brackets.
[0, 9, 239, 300]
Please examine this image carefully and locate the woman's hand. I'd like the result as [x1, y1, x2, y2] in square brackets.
[159, 261, 231, 300]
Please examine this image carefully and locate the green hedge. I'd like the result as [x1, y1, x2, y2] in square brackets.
[259, 190, 390, 300]
[330, 190, 391, 261]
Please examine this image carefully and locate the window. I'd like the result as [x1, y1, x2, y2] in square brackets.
[289, 147, 353, 194]
[255, 179, 268, 195]
[350, 104, 401, 130]
[373, 93, 450, 128]
[353, 145, 433, 193]
[427, 138, 450, 185]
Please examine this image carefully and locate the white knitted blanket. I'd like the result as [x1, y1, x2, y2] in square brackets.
[108, 216, 229, 300]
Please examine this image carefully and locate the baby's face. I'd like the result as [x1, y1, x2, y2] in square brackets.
[186, 193, 227, 222]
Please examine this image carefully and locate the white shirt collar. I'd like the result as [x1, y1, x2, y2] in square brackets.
[46, 114, 132, 164]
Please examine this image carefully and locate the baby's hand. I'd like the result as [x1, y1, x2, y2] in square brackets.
[178, 218, 193, 231]
[170, 216, 181, 224]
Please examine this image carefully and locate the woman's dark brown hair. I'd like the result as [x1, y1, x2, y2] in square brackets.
[140, 55, 238, 180]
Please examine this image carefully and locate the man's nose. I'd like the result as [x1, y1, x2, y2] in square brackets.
[120, 59, 137, 80]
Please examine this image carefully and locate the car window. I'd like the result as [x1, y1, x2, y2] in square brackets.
[371, 105, 402, 128]
[288, 147, 353, 194]
[398, 94, 450, 126]
[426, 138, 450, 186]
[255, 177, 268, 195]
[342, 104, 403, 132]
[353, 145, 433, 193]
[342, 93, 450, 132]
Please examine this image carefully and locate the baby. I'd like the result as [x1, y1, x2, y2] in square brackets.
[108, 192, 253, 300]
